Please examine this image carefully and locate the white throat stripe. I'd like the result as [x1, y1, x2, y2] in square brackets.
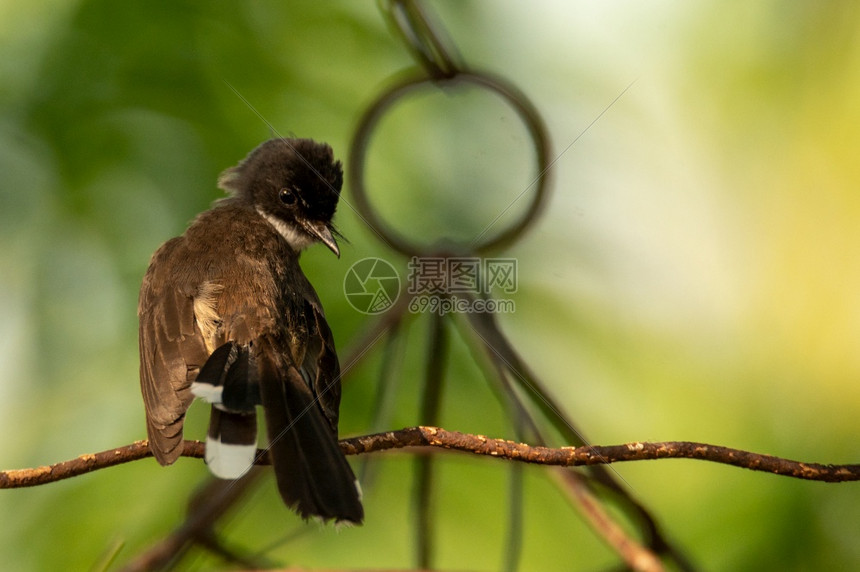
[256, 207, 313, 251]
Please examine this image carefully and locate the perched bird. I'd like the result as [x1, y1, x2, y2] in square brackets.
[138, 138, 363, 524]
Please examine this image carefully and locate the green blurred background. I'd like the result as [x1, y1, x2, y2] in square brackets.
[1, 1, 859, 570]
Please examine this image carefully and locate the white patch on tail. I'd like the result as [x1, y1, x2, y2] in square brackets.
[191, 381, 223, 404]
[205, 435, 255, 480]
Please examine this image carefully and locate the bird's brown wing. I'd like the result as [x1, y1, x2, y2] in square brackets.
[138, 237, 209, 465]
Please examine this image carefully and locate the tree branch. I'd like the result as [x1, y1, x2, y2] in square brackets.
[1, 426, 857, 489]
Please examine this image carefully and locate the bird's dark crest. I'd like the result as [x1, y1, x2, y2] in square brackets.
[218, 138, 342, 223]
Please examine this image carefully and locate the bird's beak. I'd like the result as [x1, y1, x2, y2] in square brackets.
[302, 220, 340, 257]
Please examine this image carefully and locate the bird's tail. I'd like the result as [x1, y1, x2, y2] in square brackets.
[256, 335, 364, 524]
[191, 341, 259, 479]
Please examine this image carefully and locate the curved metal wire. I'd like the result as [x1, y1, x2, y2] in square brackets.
[381, 0, 463, 79]
[348, 71, 551, 256]
[349, 1, 692, 570]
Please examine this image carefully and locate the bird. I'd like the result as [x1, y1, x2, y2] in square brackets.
[138, 137, 363, 524]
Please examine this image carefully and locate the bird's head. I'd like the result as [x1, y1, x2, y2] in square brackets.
[219, 138, 343, 256]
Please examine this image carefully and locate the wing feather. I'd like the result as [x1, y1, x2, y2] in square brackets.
[138, 238, 208, 465]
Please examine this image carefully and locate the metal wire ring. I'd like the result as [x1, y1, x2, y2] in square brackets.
[348, 71, 552, 256]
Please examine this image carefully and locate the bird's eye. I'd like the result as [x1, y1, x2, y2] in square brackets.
[279, 188, 296, 205]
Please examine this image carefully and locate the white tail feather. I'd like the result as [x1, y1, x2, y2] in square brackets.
[205, 435, 255, 479]
[191, 381, 223, 404]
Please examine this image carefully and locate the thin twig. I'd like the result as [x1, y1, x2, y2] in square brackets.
[465, 336, 658, 571]
[460, 309, 692, 569]
[2, 427, 857, 489]
[121, 468, 266, 572]
[553, 469, 663, 572]
[344, 427, 860, 482]
[414, 313, 448, 569]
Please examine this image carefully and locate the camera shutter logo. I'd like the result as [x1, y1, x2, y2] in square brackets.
[343, 257, 401, 314]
